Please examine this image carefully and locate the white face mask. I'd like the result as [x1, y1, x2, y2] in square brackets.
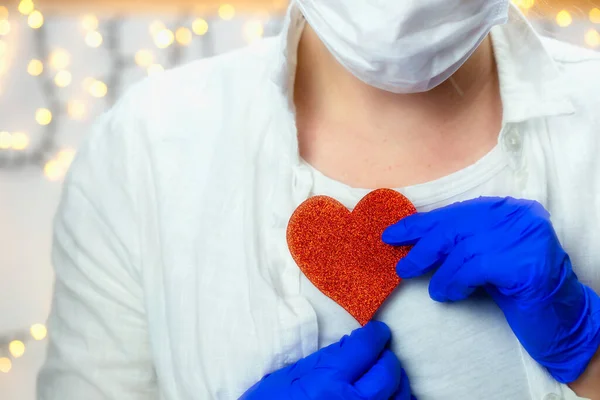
[294, 0, 510, 93]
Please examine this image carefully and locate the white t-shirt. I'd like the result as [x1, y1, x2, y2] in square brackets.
[37, 2, 599, 400]
[300, 149, 529, 399]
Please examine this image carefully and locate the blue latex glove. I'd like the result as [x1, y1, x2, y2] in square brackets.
[382, 197, 600, 383]
[240, 321, 415, 400]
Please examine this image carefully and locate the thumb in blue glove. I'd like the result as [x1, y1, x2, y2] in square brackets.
[240, 321, 415, 400]
[382, 197, 600, 384]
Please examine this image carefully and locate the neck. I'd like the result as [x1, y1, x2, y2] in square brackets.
[294, 23, 502, 143]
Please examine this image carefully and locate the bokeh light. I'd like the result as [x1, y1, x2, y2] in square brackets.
[88, 80, 107, 98]
[192, 18, 209, 35]
[27, 59, 43, 76]
[9, 340, 25, 358]
[590, 8, 600, 24]
[18, 0, 35, 16]
[0, 358, 11, 373]
[81, 14, 99, 31]
[218, 4, 236, 20]
[556, 10, 573, 27]
[154, 29, 174, 49]
[585, 29, 600, 48]
[49, 49, 70, 69]
[44, 159, 63, 181]
[35, 108, 52, 125]
[30, 324, 48, 341]
[85, 31, 103, 48]
[513, 0, 535, 10]
[54, 70, 72, 87]
[11, 132, 29, 150]
[28, 10, 44, 29]
[135, 49, 153, 67]
[175, 27, 192, 46]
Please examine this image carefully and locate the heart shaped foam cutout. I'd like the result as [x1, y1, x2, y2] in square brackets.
[287, 189, 416, 326]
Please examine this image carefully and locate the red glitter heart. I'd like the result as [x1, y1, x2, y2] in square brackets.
[287, 189, 416, 326]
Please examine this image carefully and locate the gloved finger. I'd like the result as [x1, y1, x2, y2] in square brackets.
[394, 229, 458, 279]
[382, 213, 441, 246]
[353, 349, 402, 399]
[390, 368, 416, 400]
[316, 321, 391, 382]
[428, 240, 486, 302]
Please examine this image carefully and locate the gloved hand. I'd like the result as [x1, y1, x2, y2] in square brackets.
[240, 321, 415, 400]
[382, 197, 600, 384]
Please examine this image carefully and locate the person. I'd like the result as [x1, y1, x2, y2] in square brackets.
[36, 0, 600, 399]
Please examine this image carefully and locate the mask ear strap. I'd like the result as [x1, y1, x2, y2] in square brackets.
[449, 77, 465, 97]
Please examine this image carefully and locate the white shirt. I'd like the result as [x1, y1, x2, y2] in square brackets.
[37, 3, 600, 400]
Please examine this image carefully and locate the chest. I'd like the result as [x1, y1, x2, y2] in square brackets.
[140, 125, 599, 399]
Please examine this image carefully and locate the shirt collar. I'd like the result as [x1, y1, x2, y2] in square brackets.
[271, 3, 575, 123]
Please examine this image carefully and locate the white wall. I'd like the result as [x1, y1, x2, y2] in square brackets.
[0, 7, 597, 399]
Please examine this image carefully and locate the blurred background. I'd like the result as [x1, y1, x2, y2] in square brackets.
[0, 0, 598, 398]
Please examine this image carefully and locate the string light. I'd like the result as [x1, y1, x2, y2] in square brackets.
[590, 8, 600, 24]
[81, 14, 98, 31]
[0, 20, 10, 36]
[18, 0, 35, 16]
[85, 31, 103, 48]
[147, 64, 164, 76]
[27, 59, 43, 76]
[8, 340, 25, 358]
[243, 21, 264, 44]
[134, 49, 153, 67]
[30, 324, 47, 341]
[154, 28, 174, 49]
[48, 48, 70, 69]
[11, 132, 29, 150]
[67, 100, 86, 120]
[54, 70, 72, 87]
[88, 79, 107, 98]
[0, 6, 8, 20]
[175, 27, 192, 46]
[192, 18, 209, 35]
[556, 10, 573, 27]
[584, 29, 600, 48]
[218, 4, 236, 20]
[0, 358, 11, 373]
[28, 10, 44, 29]
[35, 108, 52, 125]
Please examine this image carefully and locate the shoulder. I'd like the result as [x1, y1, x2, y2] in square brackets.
[69, 37, 283, 196]
[127, 37, 281, 135]
[73, 37, 281, 174]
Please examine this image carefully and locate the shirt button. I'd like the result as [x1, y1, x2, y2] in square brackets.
[543, 393, 562, 400]
[504, 128, 522, 152]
